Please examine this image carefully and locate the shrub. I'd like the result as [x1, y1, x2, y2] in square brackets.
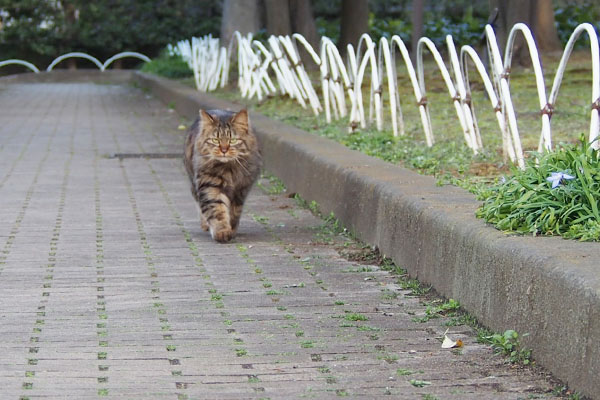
[140, 50, 192, 79]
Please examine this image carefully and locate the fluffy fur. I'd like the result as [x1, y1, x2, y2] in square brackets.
[184, 109, 261, 242]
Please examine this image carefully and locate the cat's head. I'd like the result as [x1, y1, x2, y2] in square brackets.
[196, 109, 257, 162]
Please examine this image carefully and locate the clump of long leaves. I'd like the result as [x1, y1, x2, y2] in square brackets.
[476, 137, 600, 241]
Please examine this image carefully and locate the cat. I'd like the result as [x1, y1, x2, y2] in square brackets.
[184, 108, 262, 243]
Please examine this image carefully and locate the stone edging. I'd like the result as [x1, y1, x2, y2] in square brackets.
[132, 71, 599, 399]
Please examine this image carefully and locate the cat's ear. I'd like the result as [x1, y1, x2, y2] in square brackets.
[230, 109, 249, 134]
[199, 109, 216, 125]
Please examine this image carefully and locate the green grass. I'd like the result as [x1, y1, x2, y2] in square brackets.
[412, 298, 461, 323]
[344, 313, 368, 322]
[409, 379, 432, 388]
[257, 174, 287, 195]
[477, 137, 600, 240]
[479, 329, 532, 366]
[140, 50, 192, 79]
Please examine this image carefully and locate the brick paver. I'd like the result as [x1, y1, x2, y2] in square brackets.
[0, 81, 564, 399]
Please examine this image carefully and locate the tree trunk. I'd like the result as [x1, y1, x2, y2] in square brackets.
[220, 0, 262, 48]
[64, 1, 78, 70]
[411, 0, 424, 54]
[533, 0, 561, 52]
[67, 58, 77, 70]
[338, 0, 368, 57]
[265, 0, 292, 37]
[489, 0, 561, 66]
[289, 0, 318, 47]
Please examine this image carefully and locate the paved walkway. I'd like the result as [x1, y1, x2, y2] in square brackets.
[0, 81, 564, 399]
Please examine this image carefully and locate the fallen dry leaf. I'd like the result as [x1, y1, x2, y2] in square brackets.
[441, 329, 464, 349]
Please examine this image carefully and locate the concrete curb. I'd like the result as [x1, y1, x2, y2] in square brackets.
[134, 71, 599, 398]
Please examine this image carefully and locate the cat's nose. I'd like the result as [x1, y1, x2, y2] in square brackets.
[220, 144, 229, 154]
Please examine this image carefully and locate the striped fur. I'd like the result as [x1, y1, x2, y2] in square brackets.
[184, 109, 262, 242]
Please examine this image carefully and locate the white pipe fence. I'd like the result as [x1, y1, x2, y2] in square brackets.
[2, 23, 597, 169]
[0, 51, 151, 73]
[176, 23, 599, 169]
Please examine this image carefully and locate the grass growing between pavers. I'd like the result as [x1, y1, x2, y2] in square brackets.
[256, 173, 582, 398]
[109, 111, 224, 397]
[119, 158, 192, 397]
[92, 132, 111, 396]
[20, 130, 73, 397]
[236, 240, 335, 373]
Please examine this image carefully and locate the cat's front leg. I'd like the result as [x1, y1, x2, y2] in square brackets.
[229, 202, 243, 234]
[200, 193, 234, 242]
[196, 203, 209, 231]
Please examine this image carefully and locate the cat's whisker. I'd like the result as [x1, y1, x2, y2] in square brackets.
[234, 157, 251, 174]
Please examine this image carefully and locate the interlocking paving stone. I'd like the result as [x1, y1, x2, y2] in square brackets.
[0, 80, 568, 399]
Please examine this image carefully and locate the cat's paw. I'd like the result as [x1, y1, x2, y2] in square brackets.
[212, 229, 234, 243]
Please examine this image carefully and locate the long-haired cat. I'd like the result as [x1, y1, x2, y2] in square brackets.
[184, 109, 262, 242]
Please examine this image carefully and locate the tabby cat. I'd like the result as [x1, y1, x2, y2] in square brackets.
[184, 109, 262, 242]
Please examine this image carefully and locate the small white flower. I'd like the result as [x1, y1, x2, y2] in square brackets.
[546, 171, 575, 188]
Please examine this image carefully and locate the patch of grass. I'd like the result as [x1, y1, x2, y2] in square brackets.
[480, 329, 532, 366]
[344, 313, 368, 322]
[252, 214, 270, 225]
[552, 385, 585, 400]
[409, 379, 432, 388]
[235, 348, 248, 357]
[477, 137, 600, 240]
[396, 368, 416, 376]
[380, 289, 398, 300]
[266, 289, 287, 296]
[413, 298, 460, 323]
[357, 325, 380, 332]
[379, 353, 399, 363]
[400, 278, 431, 296]
[258, 174, 287, 195]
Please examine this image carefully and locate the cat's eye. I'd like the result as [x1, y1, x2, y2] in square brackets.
[229, 138, 238, 144]
[210, 138, 220, 144]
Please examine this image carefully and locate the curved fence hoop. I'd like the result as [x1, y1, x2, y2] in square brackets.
[0, 59, 40, 73]
[447, 35, 482, 151]
[485, 24, 525, 169]
[46, 52, 104, 71]
[460, 45, 516, 162]
[504, 23, 552, 152]
[355, 33, 382, 130]
[417, 37, 469, 147]
[390, 35, 427, 140]
[278, 34, 321, 113]
[548, 23, 600, 149]
[291, 33, 321, 66]
[378, 37, 399, 136]
[102, 51, 150, 70]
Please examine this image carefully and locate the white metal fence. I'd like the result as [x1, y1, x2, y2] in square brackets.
[0, 51, 151, 73]
[175, 23, 599, 169]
